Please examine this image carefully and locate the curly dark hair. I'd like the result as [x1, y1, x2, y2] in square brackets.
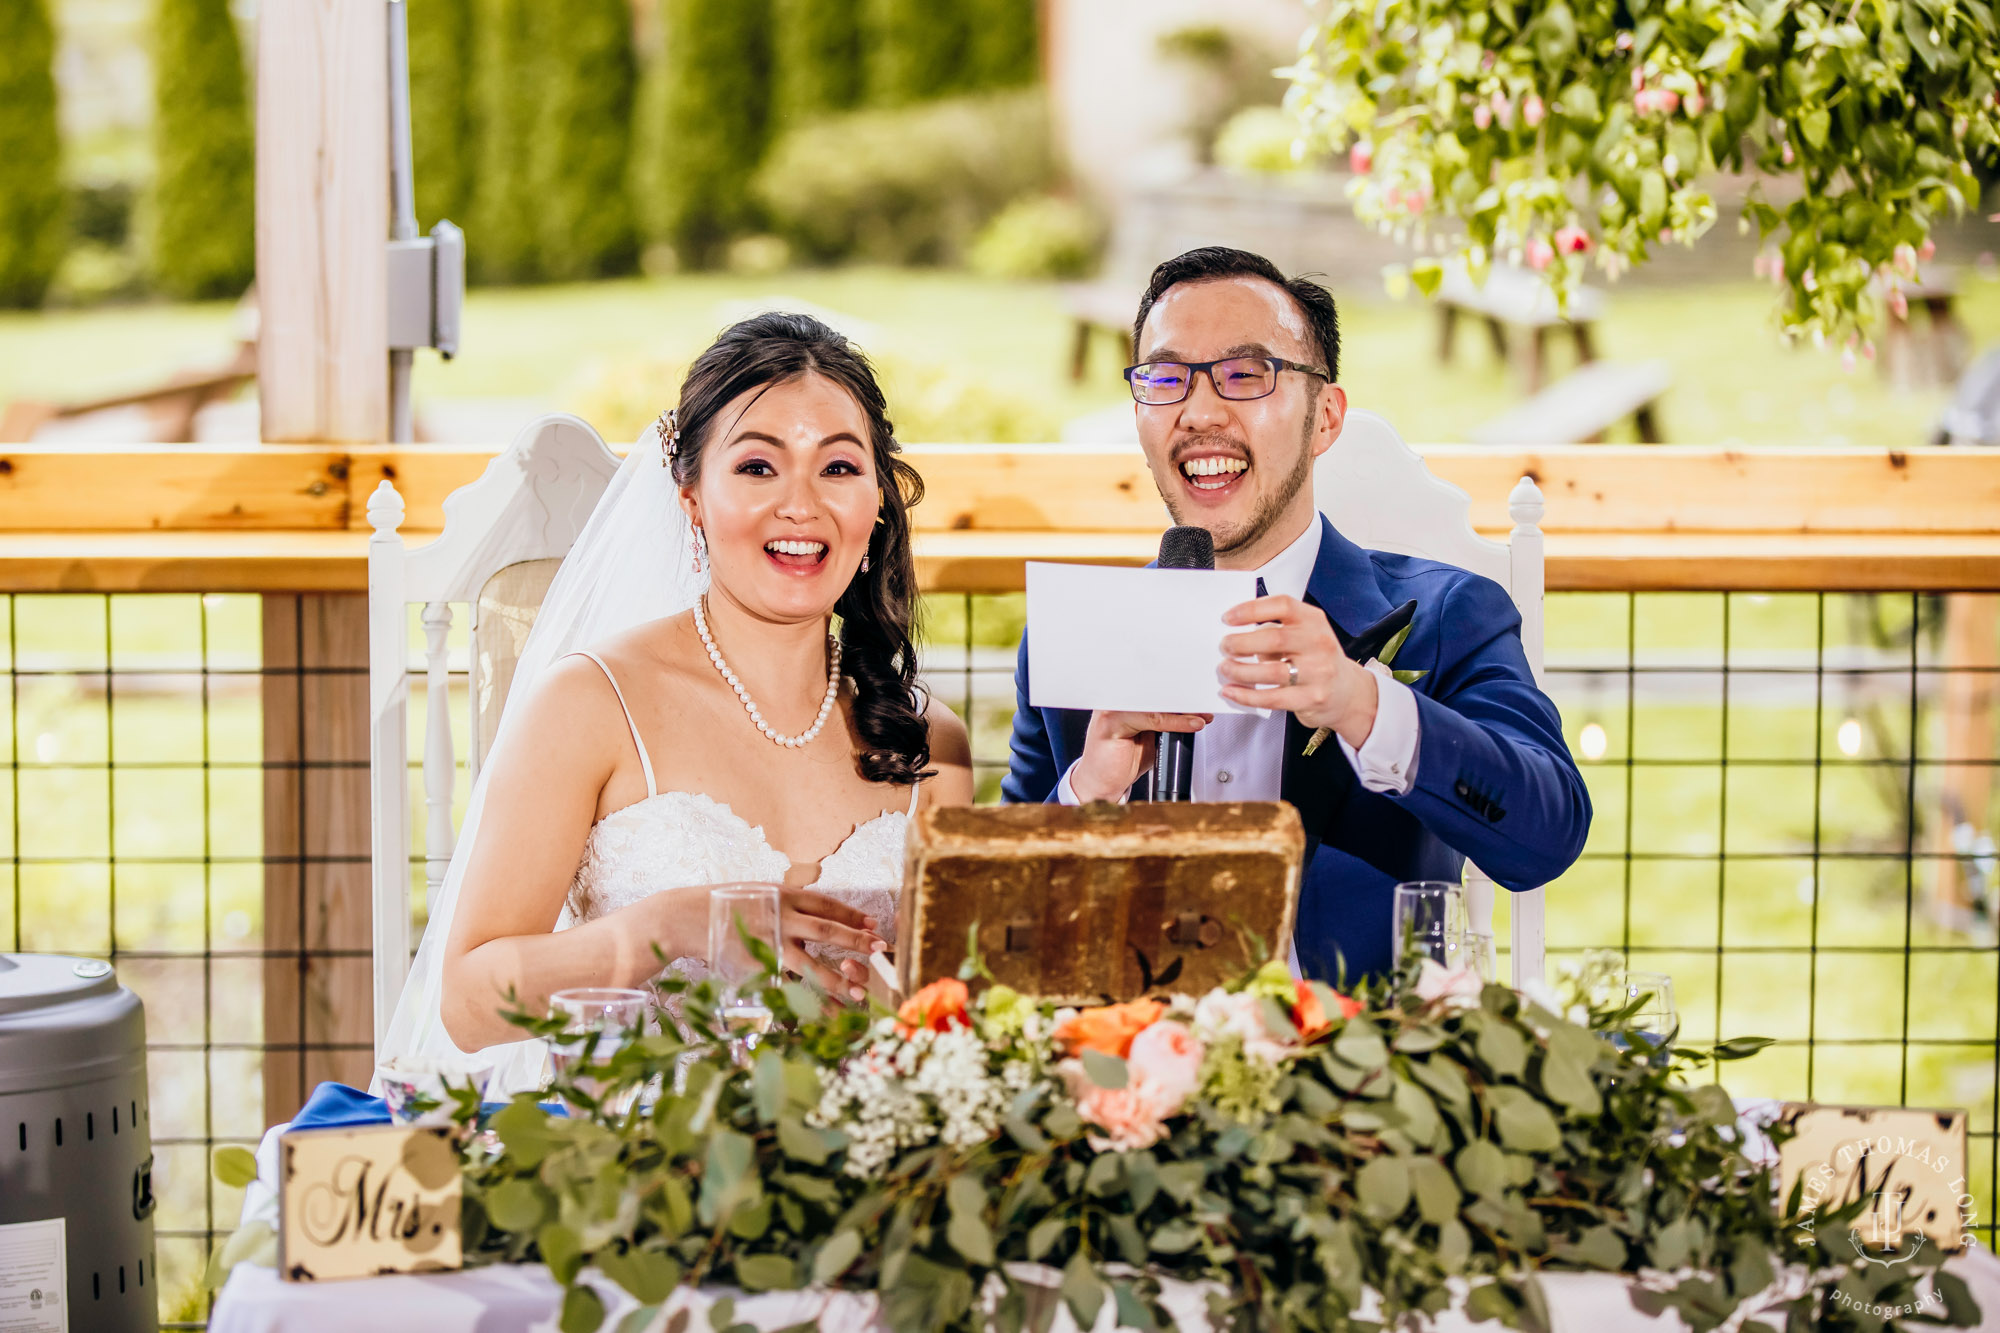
[669, 312, 931, 786]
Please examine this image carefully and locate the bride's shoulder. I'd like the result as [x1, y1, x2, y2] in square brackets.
[921, 693, 972, 791]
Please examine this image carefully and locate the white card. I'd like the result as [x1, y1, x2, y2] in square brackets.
[0, 1217, 66, 1333]
[1026, 561, 1260, 714]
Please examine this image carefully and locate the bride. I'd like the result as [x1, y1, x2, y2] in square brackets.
[380, 312, 973, 1089]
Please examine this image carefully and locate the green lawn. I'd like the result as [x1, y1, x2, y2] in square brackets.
[4, 266, 1998, 446]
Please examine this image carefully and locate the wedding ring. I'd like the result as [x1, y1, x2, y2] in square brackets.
[1285, 659, 1300, 688]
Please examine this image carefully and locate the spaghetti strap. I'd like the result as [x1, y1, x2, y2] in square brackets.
[569, 651, 657, 798]
[906, 779, 922, 818]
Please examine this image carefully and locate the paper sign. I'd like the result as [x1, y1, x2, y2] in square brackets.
[1026, 562, 1260, 714]
[0, 1218, 66, 1333]
[278, 1124, 462, 1281]
[1776, 1103, 1972, 1261]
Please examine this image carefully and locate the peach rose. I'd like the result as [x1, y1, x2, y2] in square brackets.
[896, 977, 969, 1037]
[1293, 982, 1363, 1040]
[1414, 958, 1484, 1010]
[1061, 1064, 1172, 1152]
[1053, 998, 1165, 1059]
[1126, 1020, 1203, 1110]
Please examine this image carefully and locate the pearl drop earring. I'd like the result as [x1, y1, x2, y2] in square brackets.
[690, 524, 706, 574]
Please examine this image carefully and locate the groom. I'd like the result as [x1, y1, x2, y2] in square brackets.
[1003, 246, 1591, 981]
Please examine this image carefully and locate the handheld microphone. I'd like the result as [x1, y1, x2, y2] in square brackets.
[1151, 525, 1214, 802]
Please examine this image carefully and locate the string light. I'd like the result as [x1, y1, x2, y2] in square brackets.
[1579, 722, 1608, 761]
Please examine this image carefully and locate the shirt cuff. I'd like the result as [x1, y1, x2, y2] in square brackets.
[1055, 760, 1130, 806]
[1336, 661, 1420, 796]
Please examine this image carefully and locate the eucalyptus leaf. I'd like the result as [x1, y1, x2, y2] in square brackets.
[212, 1145, 258, 1189]
[559, 1285, 605, 1333]
[1356, 1155, 1411, 1220]
[1475, 1021, 1528, 1078]
[1061, 1253, 1106, 1329]
[947, 1174, 997, 1266]
[1081, 1047, 1129, 1090]
[736, 1253, 798, 1291]
[1027, 1217, 1067, 1261]
[1491, 1086, 1564, 1153]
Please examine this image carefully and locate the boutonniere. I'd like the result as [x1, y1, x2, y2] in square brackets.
[1302, 603, 1426, 757]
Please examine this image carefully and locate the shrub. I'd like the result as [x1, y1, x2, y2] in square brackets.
[968, 194, 1101, 280]
[864, 0, 967, 105]
[771, 0, 863, 133]
[150, 0, 254, 299]
[0, 0, 63, 309]
[467, 0, 540, 281]
[641, 0, 772, 268]
[408, 0, 474, 230]
[755, 90, 1054, 265]
[964, 0, 1038, 88]
[1212, 105, 1307, 175]
[529, 0, 638, 279]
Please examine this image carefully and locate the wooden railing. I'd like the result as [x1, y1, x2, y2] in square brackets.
[3, 444, 2000, 591]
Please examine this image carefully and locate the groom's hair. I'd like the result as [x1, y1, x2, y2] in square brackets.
[1131, 247, 1341, 384]
[671, 312, 933, 786]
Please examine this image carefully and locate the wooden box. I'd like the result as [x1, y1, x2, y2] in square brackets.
[899, 801, 1304, 1003]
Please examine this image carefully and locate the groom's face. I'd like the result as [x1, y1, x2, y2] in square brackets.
[1132, 276, 1344, 566]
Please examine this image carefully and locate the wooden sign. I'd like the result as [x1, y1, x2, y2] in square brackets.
[278, 1124, 463, 1280]
[901, 801, 1304, 1003]
[1776, 1103, 1973, 1262]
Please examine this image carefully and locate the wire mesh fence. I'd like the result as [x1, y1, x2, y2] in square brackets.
[1, 587, 1994, 1322]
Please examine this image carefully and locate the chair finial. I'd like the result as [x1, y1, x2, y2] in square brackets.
[1508, 475, 1545, 527]
[367, 479, 406, 535]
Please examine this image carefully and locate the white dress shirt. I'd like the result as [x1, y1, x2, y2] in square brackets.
[1055, 518, 1421, 808]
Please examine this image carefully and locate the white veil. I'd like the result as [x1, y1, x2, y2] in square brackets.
[377, 418, 706, 1093]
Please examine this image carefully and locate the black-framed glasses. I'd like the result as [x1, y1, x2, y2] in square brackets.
[1123, 356, 1331, 405]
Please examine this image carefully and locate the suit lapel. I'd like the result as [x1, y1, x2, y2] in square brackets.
[1303, 515, 1393, 642]
[1280, 517, 1383, 832]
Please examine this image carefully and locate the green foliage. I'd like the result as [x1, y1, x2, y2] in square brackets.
[467, 0, 540, 281]
[1213, 105, 1308, 176]
[529, 0, 638, 280]
[755, 90, 1054, 265]
[408, 0, 475, 230]
[963, 0, 1039, 89]
[642, 0, 772, 268]
[0, 0, 62, 309]
[1287, 0, 2000, 347]
[770, 0, 863, 133]
[864, 0, 968, 105]
[149, 0, 253, 300]
[968, 195, 1102, 281]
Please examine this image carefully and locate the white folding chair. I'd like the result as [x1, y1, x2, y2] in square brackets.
[1314, 408, 1550, 985]
[365, 413, 622, 1053]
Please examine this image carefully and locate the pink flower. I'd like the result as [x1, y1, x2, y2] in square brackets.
[1404, 186, 1432, 213]
[1782, 141, 1794, 165]
[1492, 90, 1514, 128]
[1556, 224, 1592, 254]
[1193, 989, 1295, 1064]
[1616, 31, 1634, 51]
[1889, 288, 1909, 319]
[1893, 243, 1918, 277]
[1525, 237, 1556, 271]
[1634, 87, 1680, 115]
[1841, 346, 1857, 372]
[1474, 103, 1492, 130]
[1126, 1021, 1203, 1109]
[1350, 141, 1374, 175]
[1415, 958, 1484, 1009]
[1523, 94, 1545, 128]
[1684, 88, 1706, 117]
[1919, 238, 1937, 262]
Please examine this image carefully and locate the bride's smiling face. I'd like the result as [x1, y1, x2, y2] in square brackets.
[680, 373, 880, 623]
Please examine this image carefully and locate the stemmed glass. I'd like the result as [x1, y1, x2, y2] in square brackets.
[1445, 929, 1498, 982]
[1610, 970, 1678, 1048]
[1392, 880, 1466, 965]
[708, 883, 783, 1059]
[547, 986, 649, 1116]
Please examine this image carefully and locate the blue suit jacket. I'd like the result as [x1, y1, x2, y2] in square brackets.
[1001, 515, 1591, 982]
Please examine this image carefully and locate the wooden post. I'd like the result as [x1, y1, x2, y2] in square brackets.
[256, 0, 389, 1120]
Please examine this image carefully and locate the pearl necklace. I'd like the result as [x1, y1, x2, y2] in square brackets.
[694, 598, 842, 749]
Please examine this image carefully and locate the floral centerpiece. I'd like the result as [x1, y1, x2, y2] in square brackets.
[215, 940, 1982, 1332]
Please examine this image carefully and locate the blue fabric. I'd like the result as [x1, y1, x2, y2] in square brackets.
[289, 1081, 564, 1129]
[1002, 515, 1592, 982]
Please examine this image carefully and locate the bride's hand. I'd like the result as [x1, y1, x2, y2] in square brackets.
[778, 888, 886, 1003]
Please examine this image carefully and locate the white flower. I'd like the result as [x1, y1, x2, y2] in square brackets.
[1192, 989, 1294, 1064]
[1521, 977, 1589, 1027]
[808, 1027, 1012, 1178]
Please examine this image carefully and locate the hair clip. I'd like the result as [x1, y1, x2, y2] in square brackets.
[657, 407, 682, 467]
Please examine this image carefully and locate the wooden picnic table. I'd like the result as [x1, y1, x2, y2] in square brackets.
[1437, 266, 1608, 394]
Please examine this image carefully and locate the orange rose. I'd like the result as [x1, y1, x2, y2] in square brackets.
[896, 977, 970, 1037]
[1053, 998, 1166, 1058]
[1293, 983, 1362, 1040]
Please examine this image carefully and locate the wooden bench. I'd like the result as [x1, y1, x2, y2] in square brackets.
[0, 341, 257, 443]
[1438, 266, 1607, 394]
[1472, 359, 1671, 445]
[1060, 281, 1142, 380]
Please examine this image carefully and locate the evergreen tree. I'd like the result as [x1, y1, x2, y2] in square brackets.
[150, 0, 254, 299]
[964, 0, 1038, 89]
[530, 0, 637, 279]
[647, 0, 770, 267]
[864, 0, 967, 106]
[0, 0, 63, 308]
[770, 0, 862, 134]
[467, 0, 540, 282]
[408, 0, 474, 231]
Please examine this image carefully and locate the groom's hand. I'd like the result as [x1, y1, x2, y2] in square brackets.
[1070, 710, 1211, 804]
[1218, 595, 1379, 746]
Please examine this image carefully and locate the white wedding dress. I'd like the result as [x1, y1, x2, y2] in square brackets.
[560, 651, 913, 987]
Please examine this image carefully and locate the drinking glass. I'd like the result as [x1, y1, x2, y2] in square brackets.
[1610, 970, 1677, 1047]
[1392, 881, 1465, 965]
[548, 987, 649, 1116]
[1445, 929, 1498, 982]
[708, 883, 783, 1054]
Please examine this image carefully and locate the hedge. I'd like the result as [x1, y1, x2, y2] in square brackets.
[530, 0, 638, 279]
[643, 0, 771, 268]
[150, 0, 254, 299]
[408, 0, 474, 231]
[0, 0, 63, 308]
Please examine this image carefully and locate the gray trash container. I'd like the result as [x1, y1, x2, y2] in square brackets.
[0, 954, 157, 1332]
